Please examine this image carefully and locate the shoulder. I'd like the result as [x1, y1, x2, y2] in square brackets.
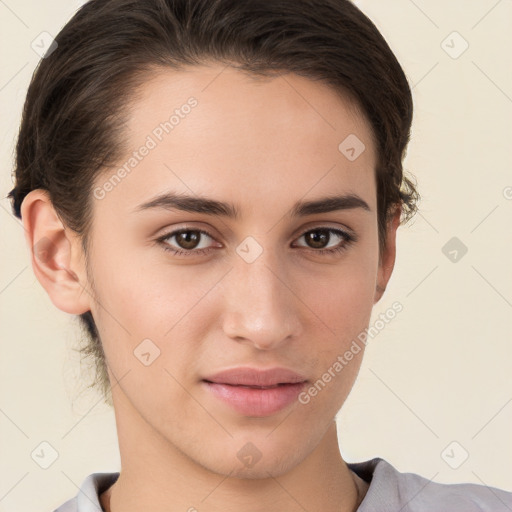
[348, 457, 512, 512]
[52, 472, 119, 512]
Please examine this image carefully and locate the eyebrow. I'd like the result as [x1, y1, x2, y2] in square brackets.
[131, 192, 371, 218]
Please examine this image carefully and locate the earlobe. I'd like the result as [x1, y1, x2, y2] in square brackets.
[374, 205, 401, 304]
[20, 189, 92, 315]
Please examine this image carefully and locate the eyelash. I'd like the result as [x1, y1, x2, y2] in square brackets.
[156, 227, 356, 258]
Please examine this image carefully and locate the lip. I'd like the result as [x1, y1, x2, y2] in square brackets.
[202, 367, 308, 387]
[202, 367, 308, 417]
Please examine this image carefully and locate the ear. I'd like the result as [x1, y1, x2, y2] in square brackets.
[20, 189, 92, 315]
[374, 205, 401, 304]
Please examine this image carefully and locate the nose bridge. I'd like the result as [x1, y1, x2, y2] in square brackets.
[221, 242, 301, 349]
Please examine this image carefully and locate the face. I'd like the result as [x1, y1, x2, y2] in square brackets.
[29, 64, 398, 479]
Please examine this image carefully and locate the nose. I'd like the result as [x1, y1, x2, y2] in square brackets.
[220, 250, 303, 351]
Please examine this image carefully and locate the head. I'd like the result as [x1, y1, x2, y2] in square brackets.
[9, 0, 418, 478]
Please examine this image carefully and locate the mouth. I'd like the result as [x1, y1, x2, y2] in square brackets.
[202, 366, 308, 387]
[201, 377, 308, 417]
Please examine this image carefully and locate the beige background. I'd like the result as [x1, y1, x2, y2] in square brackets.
[1, 0, 511, 510]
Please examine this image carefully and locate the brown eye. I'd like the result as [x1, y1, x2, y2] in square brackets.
[175, 230, 201, 250]
[157, 228, 219, 256]
[293, 227, 356, 256]
[304, 229, 331, 249]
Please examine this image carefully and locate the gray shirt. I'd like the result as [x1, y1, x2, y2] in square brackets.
[53, 457, 512, 511]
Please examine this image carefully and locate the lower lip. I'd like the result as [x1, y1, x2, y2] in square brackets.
[203, 381, 307, 417]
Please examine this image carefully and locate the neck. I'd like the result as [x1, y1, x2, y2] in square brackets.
[102, 390, 368, 512]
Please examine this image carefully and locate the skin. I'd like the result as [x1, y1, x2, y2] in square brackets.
[21, 64, 400, 512]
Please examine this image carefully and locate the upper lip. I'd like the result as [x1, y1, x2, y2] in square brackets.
[202, 367, 308, 387]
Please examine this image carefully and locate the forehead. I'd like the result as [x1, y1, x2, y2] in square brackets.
[93, 64, 377, 219]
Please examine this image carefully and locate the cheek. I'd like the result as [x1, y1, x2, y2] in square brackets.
[89, 247, 219, 387]
[302, 251, 379, 341]
[295, 261, 376, 415]
[90, 231, 201, 330]
[90, 260, 202, 420]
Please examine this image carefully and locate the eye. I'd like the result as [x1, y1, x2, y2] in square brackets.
[293, 227, 355, 256]
[156, 228, 219, 257]
[156, 226, 356, 258]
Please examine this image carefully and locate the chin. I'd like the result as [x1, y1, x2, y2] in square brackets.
[205, 449, 305, 480]
[191, 429, 316, 480]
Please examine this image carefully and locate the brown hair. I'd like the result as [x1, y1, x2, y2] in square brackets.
[7, 0, 419, 405]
